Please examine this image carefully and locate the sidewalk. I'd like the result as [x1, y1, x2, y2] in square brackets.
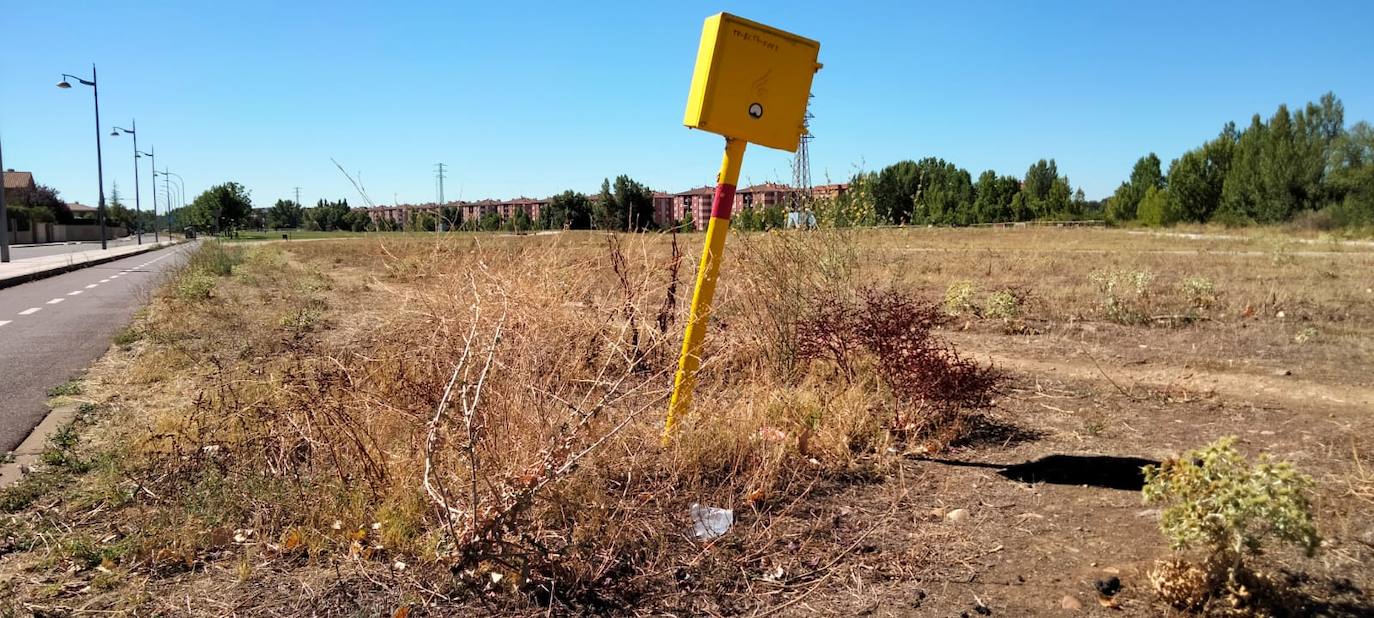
[0, 240, 181, 290]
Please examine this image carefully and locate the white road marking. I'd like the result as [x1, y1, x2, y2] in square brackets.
[0, 320, 10, 327]
[85, 284, 99, 289]
[99, 279, 111, 283]
[19, 308, 40, 315]
[47, 298, 65, 305]
[68, 290, 84, 296]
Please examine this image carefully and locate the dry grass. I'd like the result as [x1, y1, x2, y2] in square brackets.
[0, 231, 1003, 614]
[2, 227, 1372, 616]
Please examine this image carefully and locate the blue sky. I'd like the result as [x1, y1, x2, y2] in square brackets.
[3, 1, 1372, 208]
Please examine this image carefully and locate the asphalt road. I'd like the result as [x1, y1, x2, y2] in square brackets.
[6, 235, 150, 260]
[0, 241, 195, 452]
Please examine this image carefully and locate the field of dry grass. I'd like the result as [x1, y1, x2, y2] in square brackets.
[1, 226, 1371, 616]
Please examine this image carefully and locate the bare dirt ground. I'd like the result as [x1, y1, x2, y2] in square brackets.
[1, 227, 1371, 616]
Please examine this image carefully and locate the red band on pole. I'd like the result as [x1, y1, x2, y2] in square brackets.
[710, 183, 737, 219]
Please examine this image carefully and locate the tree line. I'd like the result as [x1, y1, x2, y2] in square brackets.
[825, 157, 1092, 227]
[141, 92, 1374, 236]
[818, 92, 1371, 230]
[1106, 92, 1372, 228]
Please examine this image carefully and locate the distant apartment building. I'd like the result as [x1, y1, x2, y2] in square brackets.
[364, 181, 850, 231]
[812, 183, 849, 201]
[652, 192, 675, 228]
[734, 182, 795, 211]
[671, 186, 715, 229]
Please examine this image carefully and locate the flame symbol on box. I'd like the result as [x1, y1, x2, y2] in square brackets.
[752, 69, 772, 97]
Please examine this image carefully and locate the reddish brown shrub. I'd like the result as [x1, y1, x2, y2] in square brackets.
[797, 287, 1000, 447]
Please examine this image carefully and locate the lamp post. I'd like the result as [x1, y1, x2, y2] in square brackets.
[1, 136, 10, 262]
[136, 146, 158, 242]
[57, 65, 108, 250]
[159, 169, 184, 233]
[110, 121, 142, 244]
[158, 185, 180, 234]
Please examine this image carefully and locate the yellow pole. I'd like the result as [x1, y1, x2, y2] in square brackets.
[663, 137, 747, 444]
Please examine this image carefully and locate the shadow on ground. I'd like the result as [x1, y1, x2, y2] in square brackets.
[917, 454, 1160, 491]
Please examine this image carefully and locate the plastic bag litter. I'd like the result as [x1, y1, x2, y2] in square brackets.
[689, 503, 733, 541]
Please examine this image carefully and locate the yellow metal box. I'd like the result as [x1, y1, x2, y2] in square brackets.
[683, 13, 821, 152]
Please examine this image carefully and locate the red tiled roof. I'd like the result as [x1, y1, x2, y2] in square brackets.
[674, 185, 716, 196]
[3, 170, 35, 190]
[739, 182, 795, 192]
[67, 202, 97, 212]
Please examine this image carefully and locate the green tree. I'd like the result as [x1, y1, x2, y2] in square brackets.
[590, 176, 654, 231]
[734, 204, 759, 231]
[3, 183, 72, 223]
[267, 199, 304, 229]
[1047, 175, 1075, 219]
[761, 204, 786, 230]
[1018, 159, 1076, 220]
[1107, 154, 1164, 223]
[1136, 186, 1179, 227]
[1166, 146, 1222, 223]
[1326, 120, 1374, 225]
[542, 190, 592, 229]
[506, 207, 532, 232]
[679, 208, 695, 232]
[106, 181, 140, 231]
[186, 182, 254, 233]
[347, 209, 370, 231]
[307, 199, 354, 231]
[1216, 97, 1345, 224]
[592, 179, 621, 230]
[871, 160, 921, 223]
[909, 158, 974, 225]
[614, 175, 655, 231]
[440, 206, 462, 230]
[972, 170, 1019, 223]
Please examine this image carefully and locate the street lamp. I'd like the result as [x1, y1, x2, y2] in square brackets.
[1, 136, 10, 262]
[157, 169, 184, 233]
[110, 121, 143, 245]
[57, 65, 109, 250]
[135, 146, 158, 242]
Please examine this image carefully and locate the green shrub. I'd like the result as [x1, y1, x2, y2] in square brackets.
[175, 271, 218, 301]
[1089, 268, 1155, 323]
[984, 289, 1022, 320]
[1143, 436, 1319, 570]
[943, 281, 978, 317]
[112, 326, 142, 347]
[46, 380, 83, 397]
[38, 424, 90, 473]
[1178, 275, 1218, 311]
[171, 242, 246, 302]
[187, 241, 244, 276]
[279, 306, 324, 331]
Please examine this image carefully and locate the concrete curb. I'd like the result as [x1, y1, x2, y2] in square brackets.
[0, 403, 79, 489]
[0, 241, 181, 291]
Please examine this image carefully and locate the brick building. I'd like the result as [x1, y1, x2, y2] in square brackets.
[363, 181, 845, 232]
[812, 183, 850, 201]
